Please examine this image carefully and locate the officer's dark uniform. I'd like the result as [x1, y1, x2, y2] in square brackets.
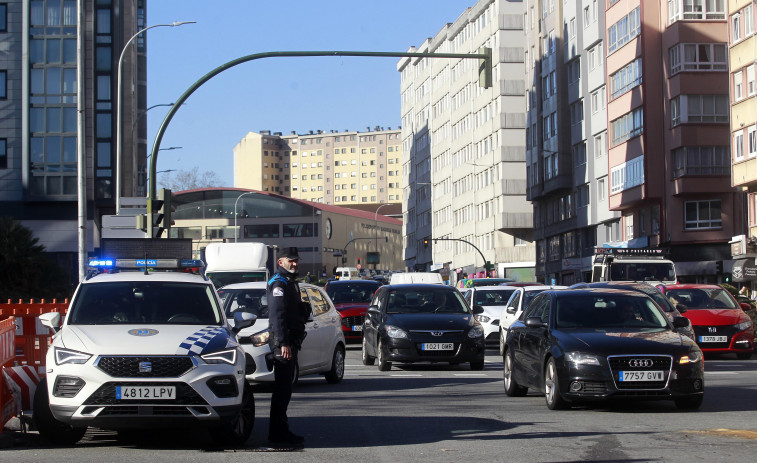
[267, 247, 309, 444]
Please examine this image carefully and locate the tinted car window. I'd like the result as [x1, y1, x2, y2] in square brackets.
[523, 293, 549, 320]
[307, 287, 331, 316]
[386, 288, 468, 314]
[325, 281, 380, 303]
[473, 289, 516, 306]
[70, 282, 220, 325]
[666, 287, 738, 310]
[223, 288, 268, 318]
[554, 294, 669, 329]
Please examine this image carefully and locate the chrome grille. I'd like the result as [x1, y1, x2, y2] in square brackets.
[342, 315, 365, 329]
[97, 356, 195, 378]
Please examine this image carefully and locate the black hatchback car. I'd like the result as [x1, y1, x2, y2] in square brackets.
[362, 284, 486, 371]
[503, 289, 704, 410]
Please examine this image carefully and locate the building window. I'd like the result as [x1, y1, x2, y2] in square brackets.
[611, 107, 644, 146]
[608, 7, 640, 54]
[672, 146, 730, 177]
[669, 0, 726, 23]
[735, 70, 744, 100]
[610, 155, 644, 194]
[573, 143, 586, 166]
[685, 200, 722, 229]
[0, 139, 6, 169]
[733, 12, 742, 42]
[0, 4, 6, 32]
[750, 126, 757, 157]
[746, 4, 754, 36]
[0, 70, 5, 99]
[609, 58, 642, 100]
[594, 132, 606, 158]
[598, 177, 606, 201]
[570, 100, 583, 125]
[734, 130, 745, 160]
[669, 43, 727, 75]
[748, 65, 756, 96]
[244, 224, 279, 238]
[591, 88, 605, 114]
[671, 94, 729, 126]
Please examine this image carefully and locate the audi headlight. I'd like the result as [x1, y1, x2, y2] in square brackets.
[54, 347, 92, 365]
[250, 328, 271, 347]
[201, 348, 238, 365]
[385, 325, 408, 339]
[475, 314, 491, 323]
[468, 325, 484, 338]
[735, 321, 753, 331]
[679, 351, 703, 364]
[566, 352, 600, 366]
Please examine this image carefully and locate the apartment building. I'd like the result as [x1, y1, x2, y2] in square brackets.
[233, 128, 403, 207]
[605, 0, 743, 282]
[0, 1, 146, 282]
[730, 0, 757, 288]
[398, 0, 535, 280]
[525, 0, 621, 285]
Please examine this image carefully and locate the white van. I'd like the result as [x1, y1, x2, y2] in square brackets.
[335, 267, 360, 280]
[390, 272, 444, 285]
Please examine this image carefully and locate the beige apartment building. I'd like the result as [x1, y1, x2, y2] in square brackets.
[233, 128, 403, 208]
[605, 0, 744, 281]
[730, 0, 757, 287]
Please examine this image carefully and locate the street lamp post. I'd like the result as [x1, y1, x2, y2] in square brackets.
[234, 191, 255, 242]
[116, 21, 195, 215]
[313, 207, 321, 278]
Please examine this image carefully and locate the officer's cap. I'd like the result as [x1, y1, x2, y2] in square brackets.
[279, 247, 300, 260]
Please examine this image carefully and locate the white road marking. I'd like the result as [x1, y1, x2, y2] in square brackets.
[390, 374, 423, 377]
[705, 371, 738, 375]
[453, 373, 488, 377]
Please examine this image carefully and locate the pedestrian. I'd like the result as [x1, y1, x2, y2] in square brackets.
[305, 271, 312, 284]
[266, 247, 310, 446]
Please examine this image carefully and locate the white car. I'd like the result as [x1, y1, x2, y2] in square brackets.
[219, 282, 346, 384]
[34, 258, 257, 446]
[461, 286, 521, 345]
[498, 285, 567, 355]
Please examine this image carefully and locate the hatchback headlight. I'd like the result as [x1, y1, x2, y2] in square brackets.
[54, 348, 92, 365]
[475, 314, 491, 323]
[735, 321, 753, 331]
[566, 352, 600, 366]
[468, 325, 484, 338]
[679, 351, 702, 364]
[201, 348, 237, 365]
[385, 325, 408, 339]
[250, 328, 271, 347]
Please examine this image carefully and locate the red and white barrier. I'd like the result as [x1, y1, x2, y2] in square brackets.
[2, 365, 40, 413]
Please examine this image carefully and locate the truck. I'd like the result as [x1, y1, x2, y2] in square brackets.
[204, 242, 274, 288]
[591, 247, 677, 285]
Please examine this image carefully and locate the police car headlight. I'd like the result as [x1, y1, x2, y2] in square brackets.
[250, 329, 270, 347]
[54, 347, 92, 365]
[201, 348, 237, 365]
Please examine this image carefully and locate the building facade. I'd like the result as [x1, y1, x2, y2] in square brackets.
[398, 0, 535, 280]
[0, 0, 146, 283]
[605, 0, 743, 281]
[169, 188, 404, 276]
[525, 0, 622, 285]
[233, 128, 403, 208]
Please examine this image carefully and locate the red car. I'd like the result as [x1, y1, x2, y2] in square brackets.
[657, 284, 754, 359]
[324, 279, 382, 342]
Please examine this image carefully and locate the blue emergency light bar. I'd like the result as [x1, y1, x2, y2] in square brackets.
[87, 258, 204, 270]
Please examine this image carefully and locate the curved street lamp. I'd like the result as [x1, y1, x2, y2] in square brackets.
[116, 21, 195, 214]
[374, 203, 391, 254]
[234, 191, 256, 242]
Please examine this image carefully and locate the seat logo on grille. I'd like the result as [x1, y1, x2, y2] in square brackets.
[431, 331, 443, 336]
[628, 359, 653, 368]
[708, 327, 717, 333]
[139, 361, 152, 373]
[128, 329, 159, 336]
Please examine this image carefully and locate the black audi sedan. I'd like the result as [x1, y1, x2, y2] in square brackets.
[362, 284, 486, 371]
[503, 288, 704, 410]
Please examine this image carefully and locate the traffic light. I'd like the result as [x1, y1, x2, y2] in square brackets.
[135, 214, 148, 233]
[478, 47, 492, 88]
[715, 260, 723, 274]
[150, 188, 174, 238]
[423, 238, 429, 248]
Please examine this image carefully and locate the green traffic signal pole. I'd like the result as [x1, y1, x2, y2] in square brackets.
[432, 238, 491, 274]
[147, 49, 492, 238]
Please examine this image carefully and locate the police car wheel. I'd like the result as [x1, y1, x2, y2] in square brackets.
[209, 382, 255, 446]
[33, 378, 88, 445]
[325, 345, 345, 384]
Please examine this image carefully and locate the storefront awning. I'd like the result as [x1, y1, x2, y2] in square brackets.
[732, 258, 757, 282]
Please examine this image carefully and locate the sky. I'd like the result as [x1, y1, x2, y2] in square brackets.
[146, 0, 476, 187]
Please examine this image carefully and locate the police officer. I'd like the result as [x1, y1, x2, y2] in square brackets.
[267, 247, 309, 445]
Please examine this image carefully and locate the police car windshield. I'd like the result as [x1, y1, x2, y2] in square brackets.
[222, 288, 269, 319]
[69, 282, 222, 325]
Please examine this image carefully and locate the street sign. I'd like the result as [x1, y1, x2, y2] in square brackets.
[356, 264, 362, 270]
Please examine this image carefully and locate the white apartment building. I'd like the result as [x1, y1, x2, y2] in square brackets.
[398, 0, 535, 280]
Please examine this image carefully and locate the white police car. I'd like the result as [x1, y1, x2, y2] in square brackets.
[34, 257, 256, 446]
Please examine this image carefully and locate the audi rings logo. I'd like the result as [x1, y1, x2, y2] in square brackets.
[629, 359, 653, 368]
[431, 331, 443, 336]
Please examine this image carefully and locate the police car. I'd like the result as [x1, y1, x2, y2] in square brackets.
[34, 257, 257, 446]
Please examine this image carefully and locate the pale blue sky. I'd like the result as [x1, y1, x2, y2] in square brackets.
[146, 0, 476, 187]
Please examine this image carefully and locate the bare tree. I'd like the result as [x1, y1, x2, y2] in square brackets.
[159, 167, 223, 192]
